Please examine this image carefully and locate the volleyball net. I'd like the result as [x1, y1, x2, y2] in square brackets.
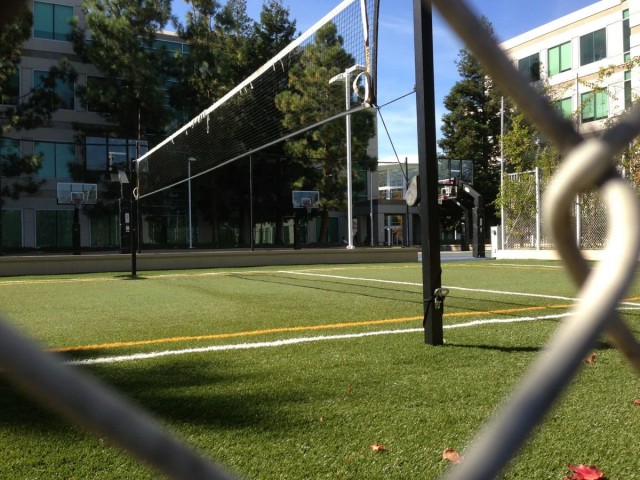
[135, 0, 380, 199]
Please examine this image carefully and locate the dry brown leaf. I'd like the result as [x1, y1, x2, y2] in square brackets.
[442, 448, 464, 464]
[370, 443, 385, 452]
[583, 352, 597, 364]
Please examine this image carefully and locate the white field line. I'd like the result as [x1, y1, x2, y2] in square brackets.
[278, 270, 579, 302]
[68, 312, 572, 366]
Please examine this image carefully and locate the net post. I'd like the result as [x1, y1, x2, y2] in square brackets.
[130, 158, 138, 277]
[413, 0, 443, 345]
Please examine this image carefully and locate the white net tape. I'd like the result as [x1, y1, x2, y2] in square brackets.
[136, 0, 379, 199]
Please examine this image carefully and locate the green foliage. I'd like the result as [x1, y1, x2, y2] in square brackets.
[275, 23, 376, 242]
[438, 18, 503, 224]
[0, 6, 76, 203]
[173, 0, 300, 246]
[71, 0, 175, 137]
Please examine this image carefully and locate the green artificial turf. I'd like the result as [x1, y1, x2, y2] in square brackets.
[0, 261, 639, 479]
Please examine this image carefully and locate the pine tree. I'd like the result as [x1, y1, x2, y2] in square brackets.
[275, 23, 376, 243]
[438, 19, 503, 225]
[71, 0, 175, 139]
[1, 6, 75, 203]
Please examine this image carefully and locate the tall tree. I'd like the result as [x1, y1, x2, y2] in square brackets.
[71, 0, 175, 140]
[438, 18, 503, 226]
[251, 0, 297, 70]
[1, 6, 75, 202]
[275, 23, 376, 243]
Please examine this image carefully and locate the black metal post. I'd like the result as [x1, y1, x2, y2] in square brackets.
[413, 0, 443, 345]
[250, 155, 254, 251]
[404, 156, 410, 247]
[130, 159, 137, 277]
[72, 204, 81, 255]
[0, 160, 3, 256]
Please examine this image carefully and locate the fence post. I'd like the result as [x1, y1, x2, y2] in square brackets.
[535, 167, 541, 250]
[575, 195, 581, 248]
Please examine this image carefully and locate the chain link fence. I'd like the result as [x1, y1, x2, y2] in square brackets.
[503, 169, 610, 250]
[2, 1, 640, 480]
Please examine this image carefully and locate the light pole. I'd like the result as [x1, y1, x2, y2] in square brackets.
[329, 64, 365, 250]
[187, 157, 196, 248]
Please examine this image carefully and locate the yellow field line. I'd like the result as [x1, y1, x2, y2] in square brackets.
[52, 302, 575, 353]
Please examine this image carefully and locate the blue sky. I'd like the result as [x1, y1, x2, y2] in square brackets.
[171, 0, 596, 161]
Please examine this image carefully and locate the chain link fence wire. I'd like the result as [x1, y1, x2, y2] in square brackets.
[1, 1, 640, 479]
[430, 1, 640, 479]
[503, 170, 610, 251]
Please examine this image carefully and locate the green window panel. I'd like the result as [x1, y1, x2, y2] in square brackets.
[581, 90, 609, 123]
[625, 70, 632, 110]
[580, 28, 607, 66]
[1, 71, 19, 105]
[624, 9, 631, 54]
[518, 53, 540, 82]
[36, 210, 73, 248]
[34, 2, 73, 41]
[34, 69, 74, 110]
[90, 215, 119, 247]
[1, 210, 22, 248]
[548, 41, 572, 76]
[554, 97, 573, 119]
[34, 141, 75, 179]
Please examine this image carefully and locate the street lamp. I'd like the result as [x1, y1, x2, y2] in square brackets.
[329, 64, 366, 250]
[187, 157, 196, 248]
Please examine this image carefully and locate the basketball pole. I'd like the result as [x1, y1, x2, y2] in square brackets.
[413, 0, 444, 345]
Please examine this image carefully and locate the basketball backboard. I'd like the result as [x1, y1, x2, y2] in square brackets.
[438, 159, 473, 184]
[292, 190, 320, 210]
[57, 183, 98, 205]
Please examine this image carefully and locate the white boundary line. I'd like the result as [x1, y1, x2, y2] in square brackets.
[69, 313, 572, 366]
[278, 270, 579, 302]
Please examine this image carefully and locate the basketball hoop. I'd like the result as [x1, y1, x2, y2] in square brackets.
[302, 198, 313, 215]
[70, 191, 86, 208]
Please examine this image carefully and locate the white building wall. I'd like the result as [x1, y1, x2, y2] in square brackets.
[502, 0, 636, 137]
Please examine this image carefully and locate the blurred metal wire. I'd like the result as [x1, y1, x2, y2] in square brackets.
[428, 0, 640, 478]
[0, 1, 639, 479]
[0, 319, 237, 480]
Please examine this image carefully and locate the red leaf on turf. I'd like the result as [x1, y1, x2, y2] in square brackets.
[565, 464, 606, 480]
[583, 352, 597, 364]
[634, 399, 640, 405]
[370, 443, 385, 452]
[442, 448, 464, 464]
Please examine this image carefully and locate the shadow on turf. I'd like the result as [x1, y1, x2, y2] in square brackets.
[0, 355, 306, 434]
[445, 339, 615, 354]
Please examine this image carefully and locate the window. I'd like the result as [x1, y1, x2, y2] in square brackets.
[34, 69, 74, 110]
[91, 215, 119, 247]
[1, 71, 19, 105]
[33, 2, 73, 41]
[36, 210, 73, 248]
[1, 210, 23, 248]
[34, 141, 75, 178]
[85, 136, 148, 171]
[625, 70, 632, 110]
[624, 10, 631, 62]
[85, 76, 106, 112]
[518, 53, 541, 82]
[554, 97, 573, 119]
[548, 42, 572, 76]
[580, 28, 607, 66]
[581, 90, 608, 123]
[0, 138, 21, 174]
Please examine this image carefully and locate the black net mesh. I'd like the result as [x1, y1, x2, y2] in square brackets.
[137, 0, 379, 199]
